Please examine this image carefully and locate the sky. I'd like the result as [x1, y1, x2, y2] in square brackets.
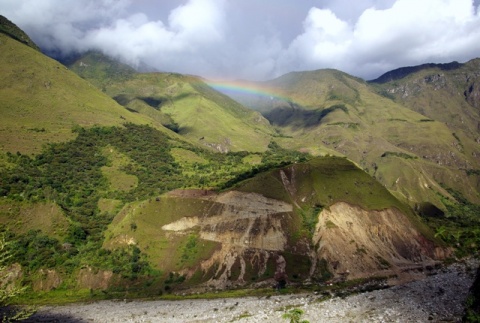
[1, 0, 480, 81]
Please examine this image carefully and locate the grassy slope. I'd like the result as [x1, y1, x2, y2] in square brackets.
[0, 15, 40, 51]
[103, 196, 221, 274]
[231, 69, 480, 207]
[103, 156, 437, 278]
[0, 200, 69, 239]
[369, 60, 480, 193]
[69, 53, 275, 152]
[369, 59, 480, 140]
[0, 34, 167, 155]
[236, 157, 408, 211]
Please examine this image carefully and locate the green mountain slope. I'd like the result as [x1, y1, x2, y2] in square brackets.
[0, 33, 169, 155]
[370, 58, 480, 150]
[0, 19, 477, 304]
[220, 69, 480, 209]
[104, 157, 445, 289]
[0, 15, 39, 51]
[68, 52, 275, 153]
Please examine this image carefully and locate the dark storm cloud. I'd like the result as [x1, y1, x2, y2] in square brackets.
[1, 0, 480, 80]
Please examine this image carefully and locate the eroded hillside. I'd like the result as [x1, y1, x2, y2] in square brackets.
[103, 158, 447, 290]
[217, 69, 480, 210]
[0, 17, 478, 303]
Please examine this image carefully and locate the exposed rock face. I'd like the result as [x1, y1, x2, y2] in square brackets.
[162, 191, 293, 288]
[161, 191, 448, 288]
[200, 191, 292, 250]
[33, 269, 62, 291]
[77, 267, 113, 290]
[465, 81, 480, 108]
[0, 263, 22, 292]
[312, 203, 446, 279]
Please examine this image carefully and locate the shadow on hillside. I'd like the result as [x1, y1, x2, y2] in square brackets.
[264, 103, 348, 130]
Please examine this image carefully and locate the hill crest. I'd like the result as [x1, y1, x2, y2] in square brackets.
[0, 15, 40, 51]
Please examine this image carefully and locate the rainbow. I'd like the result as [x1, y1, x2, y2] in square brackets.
[205, 79, 289, 101]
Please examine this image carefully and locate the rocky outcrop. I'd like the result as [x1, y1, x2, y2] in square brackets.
[33, 269, 62, 291]
[161, 190, 448, 288]
[77, 267, 113, 290]
[161, 191, 293, 288]
[312, 203, 448, 280]
[465, 81, 480, 108]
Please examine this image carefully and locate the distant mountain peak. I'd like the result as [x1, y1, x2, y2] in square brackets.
[370, 61, 463, 84]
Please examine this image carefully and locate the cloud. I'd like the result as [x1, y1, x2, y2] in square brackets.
[280, 0, 480, 79]
[1, 0, 480, 80]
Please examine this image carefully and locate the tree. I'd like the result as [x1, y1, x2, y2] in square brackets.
[282, 308, 309, 323]
[0, 235, 35, 322]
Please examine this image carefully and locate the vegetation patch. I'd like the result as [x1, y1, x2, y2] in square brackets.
[421, 189, 480, 257]
[327, 122, 359, 129]
[325, 220, 338, 229]
[300, 206, 322, 237]
[170, 148, 208, 166]
[97, 198, 122, 215]
[466, 169, 480, 176]
[101, 146, 138, 192]
[0, 200, 68, 239]
[242, 154, 262, 165]
[381, 151, 417, 159]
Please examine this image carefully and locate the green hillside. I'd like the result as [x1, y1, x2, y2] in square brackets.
[222, 69, 480, 209]
[370, 58, 480, 155]
[68, 52, 275, 153]
[102, 155, 439, 289]
[0, 15, 39, 51]
[0, 33, 167, 155]
[0, 18, 478, 307]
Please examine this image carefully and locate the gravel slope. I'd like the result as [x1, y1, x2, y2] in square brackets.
[27, 260, 478, 323]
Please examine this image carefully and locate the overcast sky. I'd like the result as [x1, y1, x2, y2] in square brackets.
[1, 0, 480, 80]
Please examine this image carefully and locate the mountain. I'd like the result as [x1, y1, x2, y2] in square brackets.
[369, 61, 463, 84]
[370, 58, 480, 145]
[216, 68, 480, 212]
[103, 157, 447, 290]
[67, 51, 275, 153]
[0, 15, 39, 51]
[0, 17, 477, 304]
[0, 31, 169, 155]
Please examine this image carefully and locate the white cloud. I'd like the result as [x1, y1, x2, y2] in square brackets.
[278, 0, 480, 79]
[1, 0, 480, 80]
[169, 0, 225, 45]
[288, 8, 352, 65]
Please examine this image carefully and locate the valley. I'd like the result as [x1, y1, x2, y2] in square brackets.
[0, 14, 479, 321]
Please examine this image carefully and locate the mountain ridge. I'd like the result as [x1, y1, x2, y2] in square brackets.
[217, 68, 480, 208]
[370, 61, 464, 84]
[0, 18, 478, 305]
[0, 15, 40, 51]
[67, 51, 275, 153]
